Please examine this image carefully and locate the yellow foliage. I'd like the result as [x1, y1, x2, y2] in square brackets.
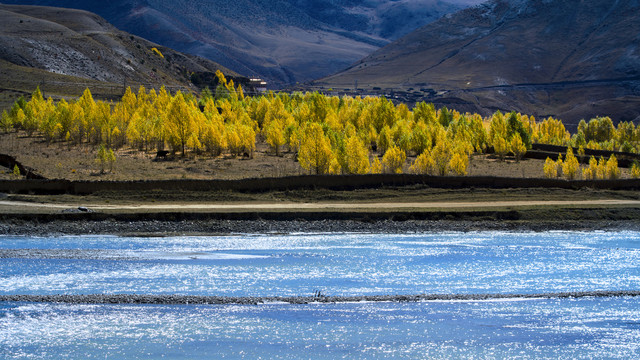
[9, 84, 632, 181]
[377, 125, 393, 154]
[510, 133, 527, 162]
[543, 157, 557, 178]
[264, 120, 286, 156]
[605, 155, 620, 179]
[298, 123, 332, 175]
[555, 154, 563, 178]
[165, 92, 196, 155]
[432, 130, 452, 176]
[493, 136, 509, 161]
[151, 47, 164, 58]
[409, 151, 436, 175]
[449, 152, 469, 176]
[596, 156, 607, 180]
[562, 147, 580, 180]
[535, 117, 570, 145]
[328, 156, 342, 174]
[370, 156, 382, 174]
[344, 135, 370, 174]
[381, 146, 406, 174]
[582, 156, 598, 180]
[631, 163, 640, 179]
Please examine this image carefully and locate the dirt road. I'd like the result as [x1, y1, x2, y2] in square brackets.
[2, 199, 640, 214]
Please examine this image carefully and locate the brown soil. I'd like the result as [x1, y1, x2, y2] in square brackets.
[3, 131, 629, 181]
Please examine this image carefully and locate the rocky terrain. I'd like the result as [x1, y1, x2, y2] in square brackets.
[4, 0, 483, 86]
[316, 0, 640, 129]
[0, 4, 235, 106]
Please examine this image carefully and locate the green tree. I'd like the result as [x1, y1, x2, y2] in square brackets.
[0, 110, 12, 133]
[107, 148, 116, 173]
[96, 144, 108, 174]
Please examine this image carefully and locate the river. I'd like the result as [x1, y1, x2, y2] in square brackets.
[1, 231, 639, 358]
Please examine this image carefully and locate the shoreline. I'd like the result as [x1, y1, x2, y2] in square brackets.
[2, 217, 640, 236]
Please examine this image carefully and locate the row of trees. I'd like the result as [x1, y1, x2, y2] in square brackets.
[1, 73, 639, 177]
[542, 147, 636, 180]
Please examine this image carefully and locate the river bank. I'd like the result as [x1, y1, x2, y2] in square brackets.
[2, 216, 640, 236]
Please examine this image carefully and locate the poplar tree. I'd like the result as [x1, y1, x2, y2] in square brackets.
[298, 123, 332, 175]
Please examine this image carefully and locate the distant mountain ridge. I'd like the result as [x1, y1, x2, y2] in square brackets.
[317, 0, 640, 127]
[2, 0, 484, 86]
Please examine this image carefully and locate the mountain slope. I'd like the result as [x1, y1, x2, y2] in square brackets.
[2, 0, 484, 86]
[317, 0, 640, 127]
[0, 4, 235, 104]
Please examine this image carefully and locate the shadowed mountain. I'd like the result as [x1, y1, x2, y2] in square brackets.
[0, 4, 235, 104]
[317, 0, 640, 128]
[2, 0, 484, 86]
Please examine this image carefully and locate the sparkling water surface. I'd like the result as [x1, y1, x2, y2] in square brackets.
[1, 231, 640, 359]
[1, 232, 639, 296]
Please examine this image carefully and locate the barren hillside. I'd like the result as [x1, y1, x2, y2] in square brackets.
[3, 0, 483, 86]
[0, 4, 235, 107]
[317, 0, 640, 128]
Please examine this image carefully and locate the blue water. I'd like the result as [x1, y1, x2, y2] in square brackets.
[1, 231, 640, 359]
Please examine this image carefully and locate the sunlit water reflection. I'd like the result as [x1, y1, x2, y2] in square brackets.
[1, 231, 639, 358]
[1, 232, 639, 296]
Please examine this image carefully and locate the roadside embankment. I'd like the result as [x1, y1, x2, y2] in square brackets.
[2, 174, 640, 195]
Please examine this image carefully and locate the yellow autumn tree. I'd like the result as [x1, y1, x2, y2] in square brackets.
[449, 151, 469, 176]
[409, 150, 436, 175]
[298, 123, 332, 175]
[381, 145, 406, 174]
[432, 130, 452, 176]
[165, 92, 197, 156]
[262, 98, 291, 156]
[582, 156, 598, 180]
[543, 157, 557, 178]
[631, 163, 640, 179]
[370, 156, 382, 174]
[510, 133, 527, 162]
[605, 155, 620, 179]
[490, 111, 509, 161]
[344, 135, 370, 174]
[264, 120, 286, 156]
[562, 147, 580, 180]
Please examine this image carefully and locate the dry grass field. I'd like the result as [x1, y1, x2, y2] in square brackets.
[0, 130, 585, 181]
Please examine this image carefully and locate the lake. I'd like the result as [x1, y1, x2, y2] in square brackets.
[1, 231, 639, 358]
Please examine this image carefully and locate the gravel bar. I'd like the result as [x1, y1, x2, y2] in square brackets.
[0, 249, 136, 260]
[2, 219, 639, 236]
[2, 291, 640, 305]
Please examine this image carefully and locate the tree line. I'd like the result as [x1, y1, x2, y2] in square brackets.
[1, 71, 638, 177]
